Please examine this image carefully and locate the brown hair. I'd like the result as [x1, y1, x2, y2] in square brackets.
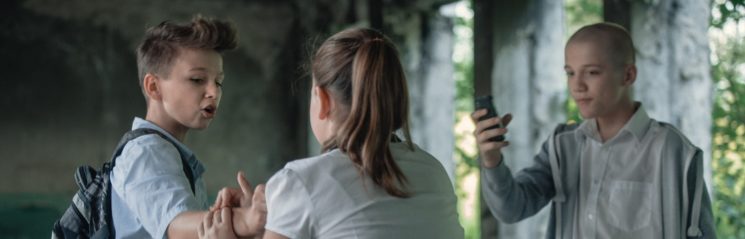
[312, 28, 413, 198]
[568, 22, 635, 67]
[136, 15, 237, 94]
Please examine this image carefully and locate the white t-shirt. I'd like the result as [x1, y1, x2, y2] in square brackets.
[265, 142, 464, 239]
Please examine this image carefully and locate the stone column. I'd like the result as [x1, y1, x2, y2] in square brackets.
[631, 0, 714, 192]
[408, 15, 457, 182]
[480, 0, 566, 238]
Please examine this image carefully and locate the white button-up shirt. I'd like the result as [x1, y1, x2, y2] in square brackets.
[574, 104, 662, 238]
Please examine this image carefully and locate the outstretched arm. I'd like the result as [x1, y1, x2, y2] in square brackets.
[261, 230, 289, 239]
[473, 110, 556, 223]
[167, 211, 209, 239]
[169, 178, 265, 239]
[471, 109, 512, 168]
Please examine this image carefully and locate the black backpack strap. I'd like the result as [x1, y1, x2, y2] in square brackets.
[110, 128, 196, 194]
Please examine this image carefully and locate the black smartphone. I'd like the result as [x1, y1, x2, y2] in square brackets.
[474, 95, 505, 142]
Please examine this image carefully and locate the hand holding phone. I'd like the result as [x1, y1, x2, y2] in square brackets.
[474, 95, 505, 142]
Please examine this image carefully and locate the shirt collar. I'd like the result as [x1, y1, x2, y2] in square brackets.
[575, 102, 651, 143]
[623, 103, 651, 141]
[132, 117, 204, 176]
[576, 118, 599, 142]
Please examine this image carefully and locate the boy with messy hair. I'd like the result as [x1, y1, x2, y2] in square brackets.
[110, 15, 265, 238]
[473, 23, 715, 238]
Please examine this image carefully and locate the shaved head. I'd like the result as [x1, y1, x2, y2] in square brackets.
[564, 22, 638, 120]
[567, 22, 635, 68]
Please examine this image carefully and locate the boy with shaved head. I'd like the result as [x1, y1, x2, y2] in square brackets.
[472, 23, 715, 238]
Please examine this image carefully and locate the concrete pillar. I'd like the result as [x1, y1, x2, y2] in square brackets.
[479, 0, 566, 238]
[631, 0, 714, 193]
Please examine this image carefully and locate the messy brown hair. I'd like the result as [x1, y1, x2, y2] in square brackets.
[312, 28, 413, 198]
[136, 15, 237, 96]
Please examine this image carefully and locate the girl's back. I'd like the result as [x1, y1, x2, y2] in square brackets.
[265, 142, 464, 239]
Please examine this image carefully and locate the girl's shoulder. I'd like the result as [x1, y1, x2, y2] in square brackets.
[284, 149, 349, 173]
[273, 149, 354, 189]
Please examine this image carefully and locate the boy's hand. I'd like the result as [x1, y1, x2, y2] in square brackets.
[208, 171, 267, 237]
[232, 184, 267, 237]
[471, 109, 512, 168]
[198, 208, 238, 239]
[211, 172, 253, 210]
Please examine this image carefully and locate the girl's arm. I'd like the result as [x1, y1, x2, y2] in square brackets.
[168, 211, 209, 239]
[262, 230, 289, 239]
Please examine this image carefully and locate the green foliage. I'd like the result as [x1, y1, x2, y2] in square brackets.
[711, 42, 745, 239]
[565, 93, 583, 124]
[712, 0, 745, 28]
[455, 58, 475, 114]
[453, 13, 475, 114]
[451, 1, 480, 238]
[710, 2, 745, 236]
[564, 0, 602, 123]
[452, 0, 475, 172]
[565, 0, 603, 40]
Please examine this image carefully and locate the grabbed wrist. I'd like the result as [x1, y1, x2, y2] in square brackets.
[231, 207, 252, 237]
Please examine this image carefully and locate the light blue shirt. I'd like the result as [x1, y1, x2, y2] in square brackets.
[110, 117, 208, 238]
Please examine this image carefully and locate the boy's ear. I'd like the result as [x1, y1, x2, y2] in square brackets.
[623, 64, 637, 86]
[315, 86, 332, 120]
[143, 73, 162, 101]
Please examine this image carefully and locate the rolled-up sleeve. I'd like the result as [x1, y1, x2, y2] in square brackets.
[111, 135, 201, 239]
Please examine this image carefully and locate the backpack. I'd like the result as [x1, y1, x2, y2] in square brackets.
[52, 128, 195, 239]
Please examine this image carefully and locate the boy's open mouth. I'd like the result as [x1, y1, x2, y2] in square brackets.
[203, 105, 216, 115]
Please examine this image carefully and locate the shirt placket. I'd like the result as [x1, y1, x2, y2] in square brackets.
[583, 144, 611, 239]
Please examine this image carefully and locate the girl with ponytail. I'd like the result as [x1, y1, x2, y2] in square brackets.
[201, 28, 463, 239]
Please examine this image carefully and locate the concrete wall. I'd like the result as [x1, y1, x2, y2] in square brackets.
[0, 0, 457, 195]
[1, 0, 319, 194]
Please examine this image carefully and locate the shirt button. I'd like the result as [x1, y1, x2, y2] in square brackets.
[588, 214, 594, 220]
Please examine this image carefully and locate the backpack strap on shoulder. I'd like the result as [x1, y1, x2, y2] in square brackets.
[110, 128, 196, 194]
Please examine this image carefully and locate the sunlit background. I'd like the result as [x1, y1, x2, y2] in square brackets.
[448, 0, 745, 238]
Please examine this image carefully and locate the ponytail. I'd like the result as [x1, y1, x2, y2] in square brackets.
[312, 28, 412, 198]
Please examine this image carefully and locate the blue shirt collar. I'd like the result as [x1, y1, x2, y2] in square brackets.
[131, 117, 205, 177]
